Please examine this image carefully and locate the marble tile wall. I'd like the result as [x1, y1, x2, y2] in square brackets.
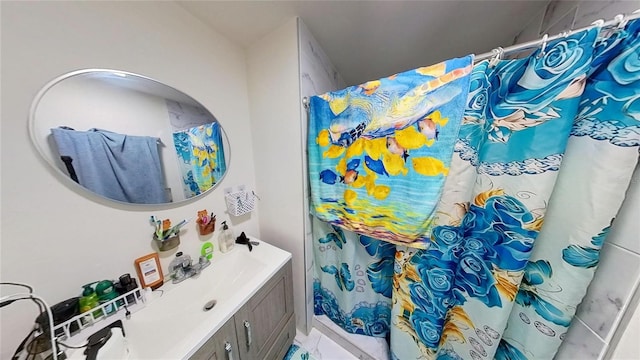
[513, 3, 640, 358]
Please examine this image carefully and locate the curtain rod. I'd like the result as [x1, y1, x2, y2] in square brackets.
[302, 9, 640, 108]
[474, 9, 640, 62]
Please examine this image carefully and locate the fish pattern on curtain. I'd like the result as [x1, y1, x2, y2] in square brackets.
[173, 122, 227, 198]
[313, 217, 395, 338]
[308, 57, 473, 248]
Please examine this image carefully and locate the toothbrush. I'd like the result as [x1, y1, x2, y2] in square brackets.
[167, 218, 190, 237]
[151, 216, 163, 239]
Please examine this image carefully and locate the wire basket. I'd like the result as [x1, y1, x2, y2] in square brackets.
[225, 190, 256, 216]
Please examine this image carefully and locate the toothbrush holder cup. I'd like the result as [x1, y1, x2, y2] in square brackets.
[153, 233, 181, 251]
[197, 219, 216, 236]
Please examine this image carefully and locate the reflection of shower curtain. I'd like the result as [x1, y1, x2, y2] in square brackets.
[173, 122, 226, 197]
[309, 19, 640, 360]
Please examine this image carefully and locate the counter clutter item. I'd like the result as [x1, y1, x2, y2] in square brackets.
[49, 287, 145, 340]
[133, 253, 163, 290]
[218, 221, 235, 253]
[61, 239, 292, 359]
[79, 285, 101, 323]
[150, 216, 189, 251]
[224, 189, 257, 216]
[95, 280, 118, 315]
[114, 274, 139, 304]
[81, 320, 128, 360]
[235, 232, 258, 251]
[196, 209, 216, 236]
[201, 242, 214, 260]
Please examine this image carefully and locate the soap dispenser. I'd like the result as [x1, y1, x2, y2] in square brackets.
[218, 221, 235, 253]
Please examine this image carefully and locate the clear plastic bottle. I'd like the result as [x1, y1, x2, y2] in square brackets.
[218, 221, 235, 253]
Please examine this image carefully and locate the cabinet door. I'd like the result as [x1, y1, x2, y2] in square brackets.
[234, 260, 294, 360]
[190, 318, 240, 360]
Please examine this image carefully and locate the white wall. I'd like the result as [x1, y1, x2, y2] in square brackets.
[0, 2, 260, 357]
[246, 17, 308, 330]
[513, 0, 640, 44]
[513, 2, 640, 359]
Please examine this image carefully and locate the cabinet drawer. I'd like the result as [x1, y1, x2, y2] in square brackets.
[190, 318, 239, 360]
[235, 260, 293, 360]
[264, 314, 296, 360]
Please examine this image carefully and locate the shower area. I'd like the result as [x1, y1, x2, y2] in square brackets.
[246, 2, 640, 360]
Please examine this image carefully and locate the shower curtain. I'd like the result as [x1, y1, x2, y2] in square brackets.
[311, 19, 639, 360]
[313, 217, 394, 337]
[173, 122, 226, 197]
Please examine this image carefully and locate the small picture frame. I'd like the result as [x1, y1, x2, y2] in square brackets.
[134, 253, 164, 290]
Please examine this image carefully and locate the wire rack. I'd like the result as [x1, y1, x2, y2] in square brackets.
[52, 287, 146, 340]
[225, 190, 257, 216]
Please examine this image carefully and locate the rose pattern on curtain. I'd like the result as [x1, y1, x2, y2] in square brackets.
[390, 21, 639, 360]
[309, 19, 639, 360]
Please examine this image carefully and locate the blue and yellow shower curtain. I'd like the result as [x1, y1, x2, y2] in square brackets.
[308, 56, 473, 247]
[391, 22, 640, 360]
[311, 19, 640, 360]
[173, 122, 226, 198]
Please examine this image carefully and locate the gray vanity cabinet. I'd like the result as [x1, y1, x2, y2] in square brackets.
[190, 319, 240, 360]
[191, 260, 295, 360]
[234, 259, 294, 360]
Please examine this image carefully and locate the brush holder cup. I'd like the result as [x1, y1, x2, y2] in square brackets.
[153, 233, 180, 251]
[197, 219, 216, 236]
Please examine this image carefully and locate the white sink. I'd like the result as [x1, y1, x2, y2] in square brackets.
[67, 238, 291, 360]
[159, 247, 267, 308]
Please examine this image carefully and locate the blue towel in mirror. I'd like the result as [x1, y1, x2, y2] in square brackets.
[51, 127, 167, 204]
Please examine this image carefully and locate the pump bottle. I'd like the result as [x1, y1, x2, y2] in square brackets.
[218, 221, 235, 253]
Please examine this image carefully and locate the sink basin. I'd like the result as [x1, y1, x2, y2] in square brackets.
[116, 238, 290, 359]
[155, 248, 267, 314]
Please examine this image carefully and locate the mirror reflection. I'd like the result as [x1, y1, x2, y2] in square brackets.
[30, 69, 230, 205]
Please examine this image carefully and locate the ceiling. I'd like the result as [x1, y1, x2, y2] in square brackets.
[178, 1, 549, 86]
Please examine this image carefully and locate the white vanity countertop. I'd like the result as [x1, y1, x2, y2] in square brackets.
[75, 238, 291, 359]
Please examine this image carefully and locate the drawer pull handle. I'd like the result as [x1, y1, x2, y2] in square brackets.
[244, 320, 252, 347]
[224, 341, 234, 360]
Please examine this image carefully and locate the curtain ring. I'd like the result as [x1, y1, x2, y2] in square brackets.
[591, 19, 605, 27]
[537, 34, 548, 59]
[615, 14, 628, 29]
[489, 47, 503, 68]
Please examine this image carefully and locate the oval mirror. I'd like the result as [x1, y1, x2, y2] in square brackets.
[29, 69, 230, 205]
